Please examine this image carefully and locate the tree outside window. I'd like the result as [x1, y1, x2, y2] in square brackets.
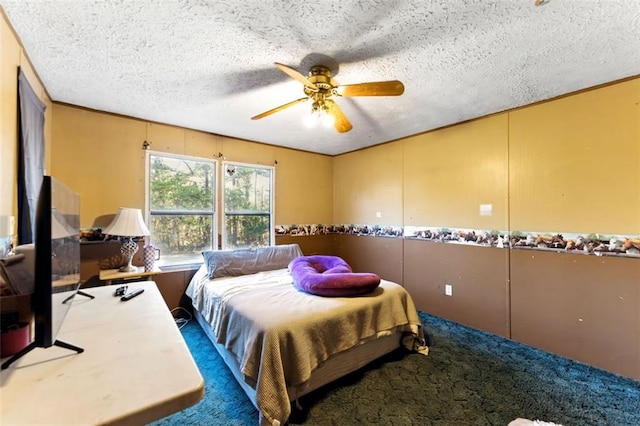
[222, 162, 274, 249]
[147, 152, 216, 266]
[146, 153, 275, 266]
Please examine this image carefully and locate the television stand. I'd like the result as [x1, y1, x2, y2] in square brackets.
[62, 290, 95, 304]
[77, 290, 94, 299]
[1, 339, 83, 370]
[53, 339, 84, 353]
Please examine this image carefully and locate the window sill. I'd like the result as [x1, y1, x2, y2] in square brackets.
[157, 262, 203, 273]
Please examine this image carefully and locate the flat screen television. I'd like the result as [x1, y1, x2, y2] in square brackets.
[2, 176, 85, 369]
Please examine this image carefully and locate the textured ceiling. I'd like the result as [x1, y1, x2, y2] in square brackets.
[2, 0, 639, 155]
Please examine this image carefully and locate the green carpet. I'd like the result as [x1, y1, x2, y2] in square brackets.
[153, 313, 640, 425]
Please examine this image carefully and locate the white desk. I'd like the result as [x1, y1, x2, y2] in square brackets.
[0, 282, 204, 425]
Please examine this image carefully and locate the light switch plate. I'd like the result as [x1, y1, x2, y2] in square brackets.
[479, 204, 492, 216]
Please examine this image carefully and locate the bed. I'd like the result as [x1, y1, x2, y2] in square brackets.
[185, 244, 427, 425]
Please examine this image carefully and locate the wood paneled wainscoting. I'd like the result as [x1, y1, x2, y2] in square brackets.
[276, 235, 334, 257]
[403, 238, 511, 338]
[277, 234, 404, 285]
[333, 234, 404, 285]
[510, 249, 640, 380]
[331, 235, 639, 380]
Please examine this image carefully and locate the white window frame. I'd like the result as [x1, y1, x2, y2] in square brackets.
[220, 161, 275, 250]
[145, 150, 217, 267]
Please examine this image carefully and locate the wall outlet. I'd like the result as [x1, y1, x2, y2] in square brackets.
[445, 284, 453, 296]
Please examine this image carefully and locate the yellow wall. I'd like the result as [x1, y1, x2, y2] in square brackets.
[333, 142, 403, 225]
[335, 78, 640, 237]
[51, 106, 147, 226]
[50, 104, 333, 229]
[0, 11, 51, 239]
[272, 148, 333, 225]
[509, 79, 640, 235]
[403, 113, 509, 230]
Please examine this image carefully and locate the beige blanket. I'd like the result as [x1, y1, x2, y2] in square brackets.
[186, 266, 426, 425]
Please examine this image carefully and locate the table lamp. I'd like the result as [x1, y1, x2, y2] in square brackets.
[103, 208, 150, 272]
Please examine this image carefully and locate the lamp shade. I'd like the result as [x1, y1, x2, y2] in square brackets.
[103, 208, 150, 237]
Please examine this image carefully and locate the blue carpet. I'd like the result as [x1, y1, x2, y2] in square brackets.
[152, 312, 640, 425]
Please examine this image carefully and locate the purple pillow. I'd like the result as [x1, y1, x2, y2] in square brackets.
[288, 255, 381, 297]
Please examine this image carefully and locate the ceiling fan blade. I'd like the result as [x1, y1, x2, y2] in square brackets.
[251, 97, 309, 120]
[337, 80, 405, 97]
[275, 62, 318, 90]
[326, 100, 352, 133]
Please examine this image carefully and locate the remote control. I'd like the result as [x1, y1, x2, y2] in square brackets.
[120, 288, 144, 301]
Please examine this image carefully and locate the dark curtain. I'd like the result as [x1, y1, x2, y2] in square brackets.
[17, 67, 46, 244]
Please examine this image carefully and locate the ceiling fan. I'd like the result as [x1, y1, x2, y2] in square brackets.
[251, 62, 405, 133]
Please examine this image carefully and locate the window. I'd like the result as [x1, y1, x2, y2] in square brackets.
[222, 162, 274, 249]
[146, 153, 275, 266]
[146, 152, 217, 266]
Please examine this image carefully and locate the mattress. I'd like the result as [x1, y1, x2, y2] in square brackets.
[186, 265, 427, 425]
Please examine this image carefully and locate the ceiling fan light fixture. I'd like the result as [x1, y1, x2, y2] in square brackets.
[253, 62, 404, 133]
[303, 113, 316, 128]
[319, 109, 334, 128]
[304, 101, 334, 128]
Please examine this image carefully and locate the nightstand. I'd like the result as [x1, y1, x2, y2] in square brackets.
[99, 266, 162, 285]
